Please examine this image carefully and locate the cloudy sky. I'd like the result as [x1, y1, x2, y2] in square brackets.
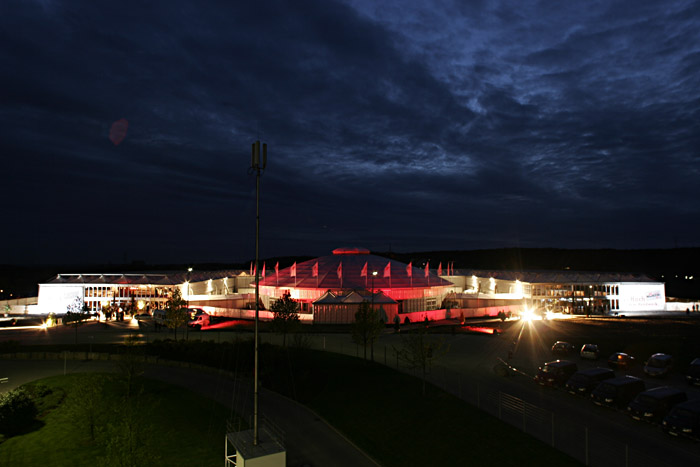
[2, 0, 699, 265]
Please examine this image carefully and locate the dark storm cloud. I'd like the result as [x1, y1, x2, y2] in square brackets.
[1, 0, 699, 264]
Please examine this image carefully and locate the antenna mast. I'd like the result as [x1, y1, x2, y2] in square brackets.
[251, 140, 267, 446]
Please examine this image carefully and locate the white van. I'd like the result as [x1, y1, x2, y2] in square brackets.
[188, 313, 210, 329]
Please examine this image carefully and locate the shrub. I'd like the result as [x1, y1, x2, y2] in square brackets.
[29, 383, 52, 398]
[63, 311, 91, 325]
[0, 388, 38, 435]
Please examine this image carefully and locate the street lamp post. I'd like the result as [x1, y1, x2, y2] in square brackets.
[371, 270, 378, 361]
[187, 267, 193, 298]
[371, 270, 377, 310]
[371, 271, 377, 297]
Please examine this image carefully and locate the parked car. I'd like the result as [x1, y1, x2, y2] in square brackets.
[188, 307, 206, 319]
[188, 313, 210, 329]
[580, 344, 600, 360]
[662, 399, 700, 440]
[591, 376, 645, 409]
[608, 352, 635, 370]
[627, 386, 687, 423]
[551, 341, 575, 356]
[686, 358, 700, 386]
[153, 309, 167, 328]
[535, 360, 578, 387]
[566, 367, 615, 395]
[644, 353, 673, 377]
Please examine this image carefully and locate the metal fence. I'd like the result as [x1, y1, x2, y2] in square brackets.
[293, 333, 693, 467]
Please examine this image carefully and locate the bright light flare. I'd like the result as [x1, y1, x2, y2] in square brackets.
[521, 307, 537, 321]
[545, 311, 576, 320]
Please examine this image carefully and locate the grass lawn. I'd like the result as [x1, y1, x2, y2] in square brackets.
[0, 373, 241, 467]
[261, 346, 581, 467]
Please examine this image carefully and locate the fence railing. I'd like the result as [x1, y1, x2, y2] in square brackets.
[292, 332, 692, 467]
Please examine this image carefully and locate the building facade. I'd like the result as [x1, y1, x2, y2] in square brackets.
[35, 249, 667, 321]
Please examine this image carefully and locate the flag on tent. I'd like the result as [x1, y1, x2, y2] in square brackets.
[337, 262, 343, 279]
[383, 262, 391, 278]
[406, 262, 412, 277]
[290, 262, 297, 277]
[360, 262, 367, 277]
[275, 262, 279, 276]
[438, 262, 443, 276]
[249, 262, 253, 276]
[262, 263, 266, 278]
[312, 262, 318, 277]
[253, 264, 257, 278]
[425, 262, 429, 278]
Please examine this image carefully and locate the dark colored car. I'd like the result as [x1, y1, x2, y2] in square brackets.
[551, 341, 575, 356]
[627, 386, 687, 423]
[662, 399, 700, 440]
[644, 353, 673, 378]
[566, 367, 615, 396]
[591, 376, 645, 409]
[580, 344, 600, 360]
[535, 360, 578, 387]
[686, 358, 700, 386]
[608, 352, 635, 370]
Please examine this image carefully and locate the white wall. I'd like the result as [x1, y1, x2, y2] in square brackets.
[665, 301, 699, 312]
[37, 284, 84, 315]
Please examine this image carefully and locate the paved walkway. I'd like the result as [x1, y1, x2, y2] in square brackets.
[0, 359, 379, 467]
[144, 364, 379, 467]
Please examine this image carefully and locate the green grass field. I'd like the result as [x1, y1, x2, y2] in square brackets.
[0, 373, 239, 467]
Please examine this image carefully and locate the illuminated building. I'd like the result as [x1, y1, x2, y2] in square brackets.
[34, 248, 667, 320]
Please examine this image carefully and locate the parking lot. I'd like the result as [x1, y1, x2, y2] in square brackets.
[418, 316, 700, 467]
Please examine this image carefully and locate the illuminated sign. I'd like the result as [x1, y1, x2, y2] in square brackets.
[618, 284, 665, 311]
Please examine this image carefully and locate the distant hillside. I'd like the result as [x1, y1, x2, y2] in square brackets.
[376, 248, 700, 274]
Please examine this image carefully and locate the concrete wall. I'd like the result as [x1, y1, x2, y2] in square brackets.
[238, 450, 285, 466]
[665, 301, 700, 312]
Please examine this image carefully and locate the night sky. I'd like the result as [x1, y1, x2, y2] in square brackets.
[2, 0, 700, 265]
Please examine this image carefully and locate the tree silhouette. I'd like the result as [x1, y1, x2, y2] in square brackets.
[351, 301, 384, 361]
[164, 288, 189, 340]
[270, 291, 300, 347]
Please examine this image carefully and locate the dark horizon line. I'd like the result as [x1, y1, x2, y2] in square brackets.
[3, 246, 700, 270]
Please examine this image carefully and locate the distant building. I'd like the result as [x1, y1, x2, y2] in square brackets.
[448, 270, 666, 316]
[35, 247, 666, 321]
